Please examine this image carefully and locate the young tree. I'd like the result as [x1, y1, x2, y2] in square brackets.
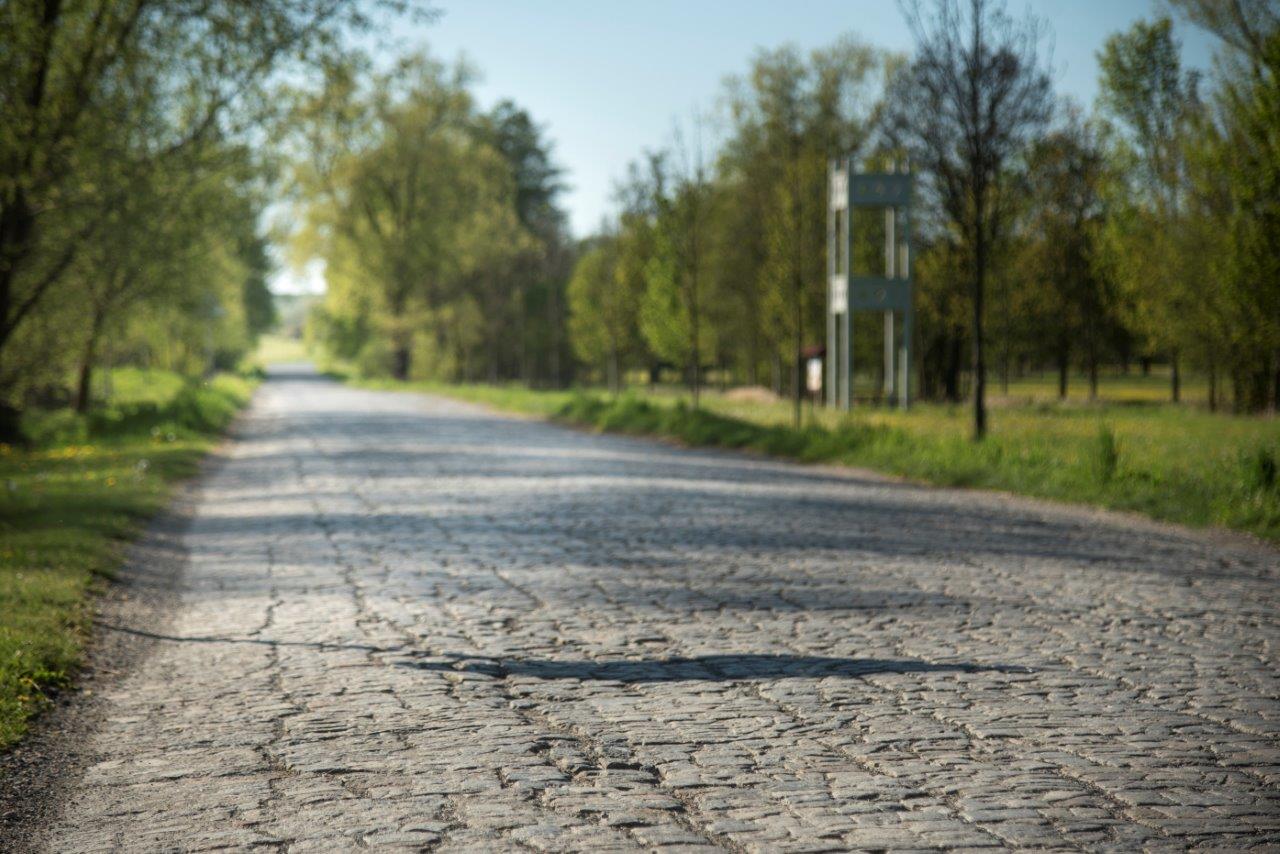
[568, 237, 638, 393]
[633, 126, 718, 407]
[1096, 17, 1201, 402]
[1017, 111, 1114, 401]
[885, 0, 1053, 439]
[480, 101, 568, 383]
[297, 56, 492, 379]
[719, 39, 881, 421]
[1166, 1, 1280, 411]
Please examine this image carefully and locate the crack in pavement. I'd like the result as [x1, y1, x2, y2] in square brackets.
[34, 366, 1280, 852]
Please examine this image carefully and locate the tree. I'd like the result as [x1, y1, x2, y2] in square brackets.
[71, 136, 277, 410]
[1016, 113, 1114, 401]
[294, 53, 572, 386]
[480, 101, 569, 383]
[719, 39, 882, 421]
[297, 56, 501, 379]
[1174, 0, 1280, 411]
[1096, 17, 1204, 402]
[569, 237, 641, 393]
[637, 145, 716, 405]
[886, 0, 1053, 439]
[0, 0, 422, 439]
[1163, 0, 1278, 72]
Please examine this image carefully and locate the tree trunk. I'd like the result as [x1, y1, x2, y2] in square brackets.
[791, 139, 803, 429]
[972, 234, 987, 441]
[1271, 350, 1280, 414]
[392, 342, 411, 381]
[607, 347, 619, 396]
[1208, 361, 1218, 413]
[75, 310, 107, 414]
[690, 326, 701, 409]
[945, 333, 962, 403]
[0, 193, 36, 442]
[0, 402, 22, 445]
[1057, 340, 1069, 401]
[1088, 349, 1099, 402]
[76, 349, 96, 414]
[1170, 351, 1181, 404]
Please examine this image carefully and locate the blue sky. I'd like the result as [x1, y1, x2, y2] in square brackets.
[273, 1, 1215, 293]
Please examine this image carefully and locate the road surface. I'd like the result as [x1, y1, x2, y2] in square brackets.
[42, 366, 1280, 851]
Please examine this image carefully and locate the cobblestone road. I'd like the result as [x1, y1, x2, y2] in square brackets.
[46, 367, 1280, 851]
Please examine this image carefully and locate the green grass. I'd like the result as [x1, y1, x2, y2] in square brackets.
[254, 333, 311, 365]
[355, 375, 1280, 544]
[0, 371, 255, 749]
[351, 376, 578, 418]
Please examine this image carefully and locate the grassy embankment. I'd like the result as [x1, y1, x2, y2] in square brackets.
[353, 371, 1280, 544]
[0, 368, 255, 749]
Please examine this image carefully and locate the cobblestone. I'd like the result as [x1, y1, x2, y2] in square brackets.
[44, 367, 1280, 851]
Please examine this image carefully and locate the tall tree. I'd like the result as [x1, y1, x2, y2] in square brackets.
[1016, 112, 1114, 401]
[568, 237, 640, 393]
[481, 101, 568, 383]
[638, 143, 716, 406]
[886, 0, 1053, 439]
[1184, 7, 1280, 411]
[1096, 17, 1201, 401]
[719, 39, 881, 420]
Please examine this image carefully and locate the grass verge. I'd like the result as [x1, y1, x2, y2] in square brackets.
[0, 371, 255, 749]
[351, 376, 1280, 544]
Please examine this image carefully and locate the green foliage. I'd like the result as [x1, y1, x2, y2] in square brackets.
[567, 241, 640, 391]
[1095, 12, 1280, 411]
[0, 371, 254, 749]
[639, 231, 694, 369]
[296, 53, 569, 385]
[0, 0, 409, 431]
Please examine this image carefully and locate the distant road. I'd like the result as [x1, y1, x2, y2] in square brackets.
[41, 364, 1280, 850]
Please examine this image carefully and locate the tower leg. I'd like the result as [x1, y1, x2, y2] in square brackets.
[900, 306, 913, 409]
[884, 311, 895, 403]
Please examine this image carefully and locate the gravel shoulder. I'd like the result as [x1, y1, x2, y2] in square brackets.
[0, 451, 224, 850]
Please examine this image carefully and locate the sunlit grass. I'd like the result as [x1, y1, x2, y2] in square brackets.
[353, 376, 578, 419]
[0, 372, 255, 749]
[254, 333, 311, 365]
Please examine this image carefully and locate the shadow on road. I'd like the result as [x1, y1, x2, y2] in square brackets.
[97, 624, 1027, 681]
[400, 652, 1031, 682]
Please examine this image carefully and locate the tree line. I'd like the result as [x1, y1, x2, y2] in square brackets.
[565, 0, 1280, 435]
[0, 0, 431, 442]
[4, 0, 1276, 444]
[294, 54, 572, 386]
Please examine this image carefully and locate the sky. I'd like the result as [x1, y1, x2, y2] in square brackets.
[272, 0, 1215, 294]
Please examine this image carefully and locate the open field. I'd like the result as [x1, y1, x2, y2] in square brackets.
[0, 370, 254, 749]
[355, 374, 1280, 543]
[254, 333, 311, 366]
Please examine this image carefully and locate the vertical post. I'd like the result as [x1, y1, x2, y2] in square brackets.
[884, 205, 896, 403]
[841, 159, 853, 410]
[900, 307, 912, 410]
[900, 175, 913, 409]
[826, 160, 837, 408]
